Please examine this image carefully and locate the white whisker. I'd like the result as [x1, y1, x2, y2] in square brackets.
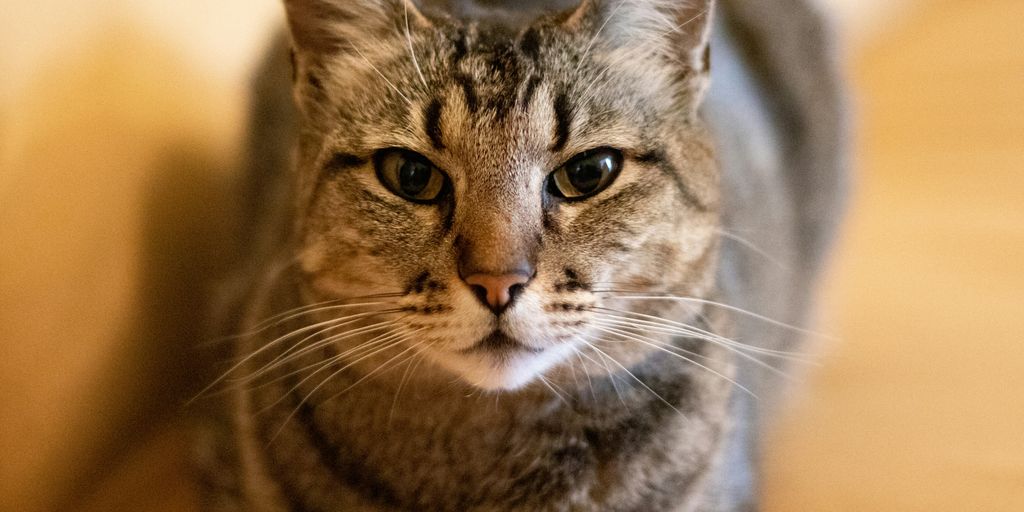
[403, 0, 428, 88]
[250, 328, 413, 402]
[190, 307, 402, 403]
[538, 375, 569, 405]
[266, 329, 426, 442]
[574, 0, 628, 73]
[593, 292, 832, 340]
[352, 45, 413, 106]
[571, 346, 597, 400]
[588, 324, 758, 400]
[574, 338, 626, 406]
[323, 337, 434, 404]
[590, 308, 803, 381]
[716, 228, 790, 271]
[581, 338, 688, 420]
[239, 319, 402, 384]
[589, 312, 814, 362]
[389, 346, 429, 423]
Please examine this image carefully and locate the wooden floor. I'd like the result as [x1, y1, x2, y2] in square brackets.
[763, 0, 1024, 509]
[2, 0, 1023, 510]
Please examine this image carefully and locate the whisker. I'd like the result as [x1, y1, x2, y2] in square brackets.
[588, 317, 720, 362]
[238, 319, 402, 384]
[190, 307, 402, 403]
[352, 44, 413, 106]
[574, 0, 629, 73]
[321, 337, 433, 404]
[537, 375, 569, 405]
[201, 293, 403, 347]
[245, 328, 411, 398]
[590, 308, 802, 380]
[266, 330, 426, 442]
[403, 0, 428, 88]
[591, 292, 833, 340]
[389, 346, 429, 423]
[588, 324, 758, 399]
[574, 337, 626, 407]
[589, 312, 814, 361]
[716, 228, 790, 271]
[580, 338, 688, 419]
[248, 310, 409, 376]
[566, 353, 583, 392]
[590, 307, 792, 357]
[242, 294, 403, 336]
[570, 347, 597, 400]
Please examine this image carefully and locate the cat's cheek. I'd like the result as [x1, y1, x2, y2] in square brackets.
[297, 238, 329, 276]
[297, 231, 405, 299]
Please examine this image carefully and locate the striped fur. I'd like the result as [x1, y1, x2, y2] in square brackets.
[202, 0, 848, 510]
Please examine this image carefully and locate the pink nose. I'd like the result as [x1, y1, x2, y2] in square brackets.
[463, 272, 531, 314]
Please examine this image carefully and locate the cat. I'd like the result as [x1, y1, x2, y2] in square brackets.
[198, 0, 848, 510]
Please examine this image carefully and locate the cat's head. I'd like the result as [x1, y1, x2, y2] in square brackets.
[283, 0, 720, 390]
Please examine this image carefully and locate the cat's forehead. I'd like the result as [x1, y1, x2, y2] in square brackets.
[365, 25, 644, 140]
[414, 26, 643, 175]
[310, 10, 673, 177]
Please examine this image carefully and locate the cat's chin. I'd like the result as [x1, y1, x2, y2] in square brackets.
[429, 342, 577, 392]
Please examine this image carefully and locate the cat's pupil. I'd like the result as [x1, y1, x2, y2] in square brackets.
[569, 155, 613, 194]
[399, 158, 432, 196]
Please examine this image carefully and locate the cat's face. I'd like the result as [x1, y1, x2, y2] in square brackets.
[286, 0, 718, 390]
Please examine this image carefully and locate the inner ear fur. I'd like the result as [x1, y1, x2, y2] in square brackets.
[564, 0, 713, 74]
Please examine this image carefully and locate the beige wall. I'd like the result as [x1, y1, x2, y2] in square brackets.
[1, 2, 278, 509]
[3, 1, 1022, 511]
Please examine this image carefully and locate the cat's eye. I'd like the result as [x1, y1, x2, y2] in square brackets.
[375, 149, 449, 203]
[547, 148, 623, 201]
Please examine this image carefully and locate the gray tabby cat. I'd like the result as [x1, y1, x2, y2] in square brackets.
[199, 0, 847, 510]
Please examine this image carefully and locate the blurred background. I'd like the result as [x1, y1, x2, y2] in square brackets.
[1, 0, 1022, 510]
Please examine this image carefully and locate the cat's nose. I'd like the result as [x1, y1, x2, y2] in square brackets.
[463, 272, 532, 315]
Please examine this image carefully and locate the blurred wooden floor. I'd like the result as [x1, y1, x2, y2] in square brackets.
[763, 0, 1024, 510]
[4, 0, 1024, 510]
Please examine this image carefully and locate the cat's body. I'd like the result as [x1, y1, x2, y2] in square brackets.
[200, 1, 847, 510]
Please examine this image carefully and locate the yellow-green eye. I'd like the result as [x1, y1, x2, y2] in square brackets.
[547, 148, 623, 200]
[375, 149, 449, 203]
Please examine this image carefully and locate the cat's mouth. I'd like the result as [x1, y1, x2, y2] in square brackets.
[431, 329, 572, 391]
[458, 330, 544, 357]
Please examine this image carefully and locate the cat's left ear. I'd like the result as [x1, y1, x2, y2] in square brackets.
[283, 0, 430, 57]
[566, 0, 714, 108]
[283, 0, 431, 116]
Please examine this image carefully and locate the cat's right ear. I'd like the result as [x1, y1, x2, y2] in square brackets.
[283, 0, 429, 56]
[563, 0, 715, 114]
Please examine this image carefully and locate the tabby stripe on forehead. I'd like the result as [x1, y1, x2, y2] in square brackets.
[423, 98, 445, 149]
[448, 30, 478, 114]
[521, 75, 542, 112]
[551, 91, 573, 151]
[454, 73, 479, 113]
[450, 30, 468, 65]
[518, 27, 541, 62]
